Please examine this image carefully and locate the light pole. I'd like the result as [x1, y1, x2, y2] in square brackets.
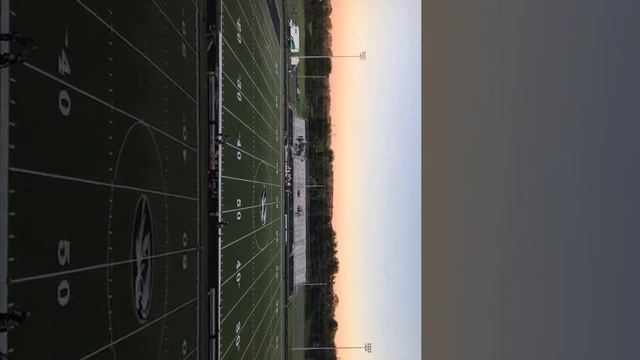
[295, 51, 367, 60]
[291, 342, 373, 353]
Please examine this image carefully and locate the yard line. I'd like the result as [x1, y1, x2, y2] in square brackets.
[225, 142, 277, 170]
[23, 63, 196, 152]
[221, 38, 279, 126]
[222, 200, 280, 214]
[247, 0, 280, 60]
[220, 250, 280, 324]
[221, 216, 282, 250]
[239, 285, 282, 360]
[75, 0, 197, 103]
[150, 0, 197, 54]
[223, 105, 279, 154]
[222, 70, 278, 130]
[234, 0, 279, 65]
[183, 347, 197, 360]
[221, 1, 278, 96]
[77, 297, 197, 360]
[10, 167, 197, 201]
[221, 235, 277, 286]
[11, 247, 198, 283]
[255, 301, 282, 360]
[222, 175, 282, 188]
[239, 0, 279, 63]
[221, 278, 280, 359]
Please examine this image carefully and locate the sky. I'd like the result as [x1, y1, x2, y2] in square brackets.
[422, 0, 640, 359]
[329, 0, 421, 359]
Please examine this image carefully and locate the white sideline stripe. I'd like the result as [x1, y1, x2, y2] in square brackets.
[224, 143, 277, 170]
[222, 175, 282, 188]
[221, 216, 282, 250]
[222, 105, 279, 154]
[193, 1, 200, 357]
[221, 70, 278, 130]
[221, 278, 279, 359]
[75, 0, 197, 103]
[151, 0, 197, 54]
[221, 1, 278, 96]
[78, 297, 197, 360]
[221, 236, 277, 286]
[221, 37, 279, 125]
[11, 247, 198, 283]
[23, 63, 196, 152]
[239, 284, 282, 360]
[242, 0, 279, 64]
[10, 167, 197, 201]
[0, 0, 10, 354]
[221, 200, 280, 214]
[219, 250, 280, 324]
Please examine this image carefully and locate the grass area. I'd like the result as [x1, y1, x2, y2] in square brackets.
[286, 0, 307, 118]
[218, 0, 284, 359]
[6, 0, 204, 359]
[287, 288, 309, 360]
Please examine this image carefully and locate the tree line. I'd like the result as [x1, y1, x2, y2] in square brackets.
[302, 1, 339, 359]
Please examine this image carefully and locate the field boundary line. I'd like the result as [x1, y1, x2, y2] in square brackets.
[10, 167, 197, 201]
[222, 175, 282, 188]
[11, 247, 199, 283]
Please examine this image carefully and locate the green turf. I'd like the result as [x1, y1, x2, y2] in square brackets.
[6, 0, 202, 359]
[286, 288, 308, 360]
[218, 1, 284, 360]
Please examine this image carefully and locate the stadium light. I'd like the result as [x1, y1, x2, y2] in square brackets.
[294, 51, 367, 60]
[291, 342, 373, 353]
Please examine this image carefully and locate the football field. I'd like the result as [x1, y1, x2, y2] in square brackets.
[215, 0, 285, 359]
[2, 0, 205, 359]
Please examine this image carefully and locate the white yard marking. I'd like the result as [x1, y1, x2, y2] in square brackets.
[77, 298, 197, 360]
[223, 106, 279, 154]
[222, 1, 279, 96]
[225, 143, 277, 170]
[10, 167, 197, 201]
[239, 284, 282, 360]
[11, 247, 199, 283]
[222, 200, 280, 214]
[221, 216, 282, 250]
[222, 38, 279, 124]
[220, 250, 280, 324]
[221, 236, 277, 286]
[222, 175, 282, 188]
[221, 278, 280, 359]
[23, 63, 196, 151]
[240, 0, 279, 64]
[76, 0, 197, 103]
[150, 0, 196, 54]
